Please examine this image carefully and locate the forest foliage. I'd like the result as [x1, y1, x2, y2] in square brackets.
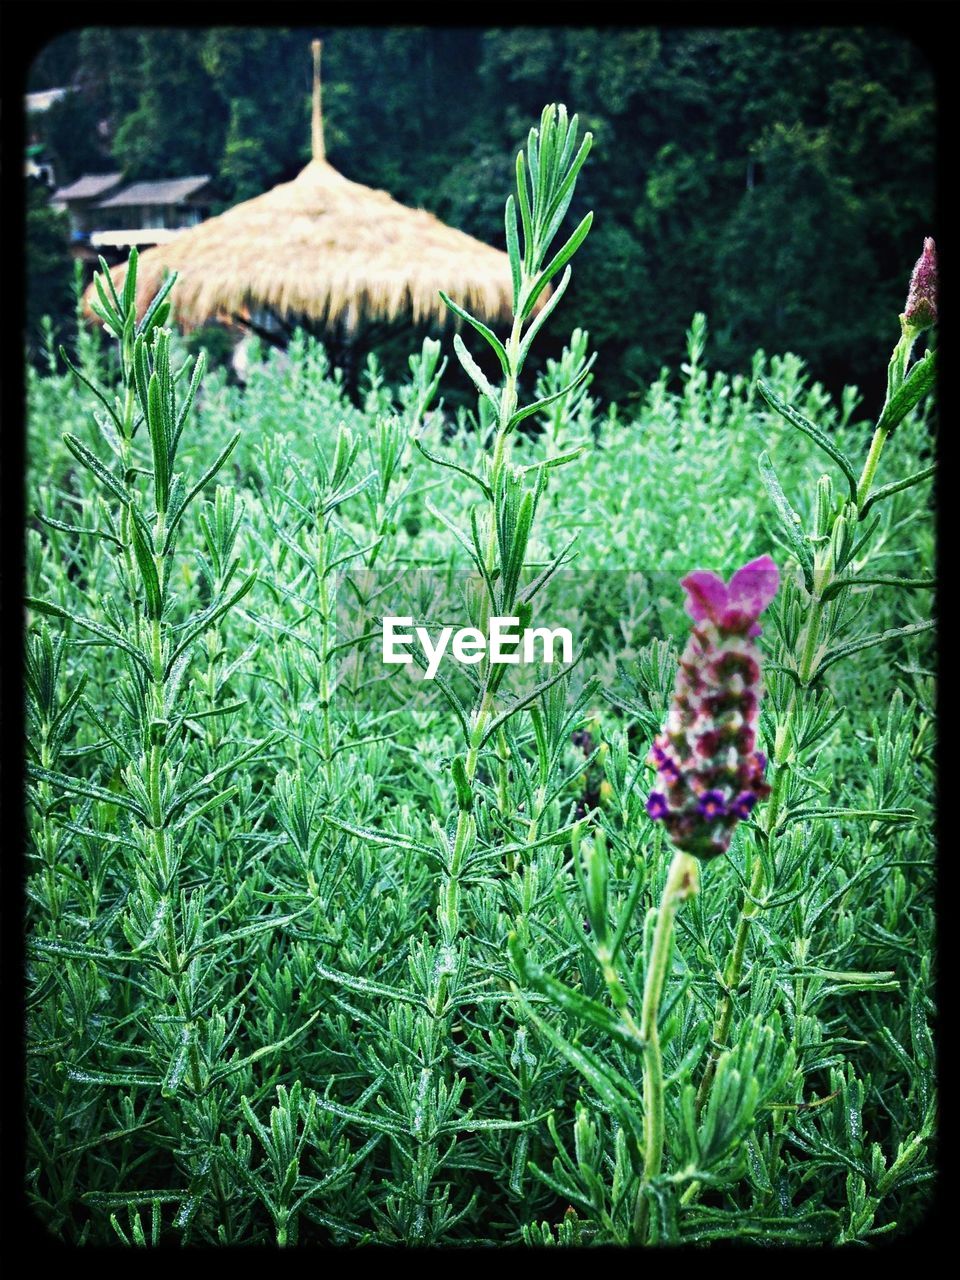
[26, 25, 935, 400]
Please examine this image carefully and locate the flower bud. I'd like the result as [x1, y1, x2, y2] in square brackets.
[904, 237, 938, 332]
[814, 475, 834, 539]
[830, 513, 852, 574]
[645, 556, 779, 859]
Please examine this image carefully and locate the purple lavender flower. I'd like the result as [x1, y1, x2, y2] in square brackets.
[731, 791, 758, 820]
[904, 237, 938, 332]
[681, 555, 780, 638]
[645, 556, 779, 860]
[646, 792, 669, 820]
[697, 790, 727, 820]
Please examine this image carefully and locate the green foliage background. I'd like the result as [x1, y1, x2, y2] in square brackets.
[27, 25, 935, 401]
[24, 311, 936, 1244]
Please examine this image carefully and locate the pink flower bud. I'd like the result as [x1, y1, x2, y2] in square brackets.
[645, 556, 779, 860]
[904, 237, 938, 331]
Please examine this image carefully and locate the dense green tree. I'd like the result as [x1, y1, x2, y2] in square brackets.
[111, 31, 229, 179]
[199, 30, 314, 200]
[25, 180, 74, 359]
[712, 123, 877, 377]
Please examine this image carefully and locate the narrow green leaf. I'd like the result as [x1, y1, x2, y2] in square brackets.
[517, 266, 572, 369]
[781, 806, 914, 827]
[439, 292, 510, 377]
[859, 463, 935, 519]
[121, 246, 139, 315]
[27, 763, 148, 819]
[515, 151, 534, 269]
[453, 333, 500, 409]
[165, 738, 270, 823]
[313, 1098, 405, 1138]
[166, 573, 257, 671]
[452, 1111, 554, 1135]
[504, 194, 522, 311]
[821, 573, 935, 601]
[29, 938, 128, 964]
[413, 437, 492, 500]
[321, 471, 376, 517]
[35, 511, 123, 548]
[321, 815, 435, 856]
[164, 432, 241, 549]
[184, 907, 313, 961]
[147, 372, 170, 512]
[172, 786, 238, 831]
[479, 655, 581, 749]
[510, 936, 643, 1051]
[541, 133, 593, 249]
[877, 349, 936, 434]
[172, 350, 206, 451]
[25, 598, 151, 676]
[507, 353, 597, 432]
[63, 434, 130, 506]
[523, 211, 593, 320]
[67, 1068, 161, 1088]
[316, 961, 427, 1008]
[758, 451, 814, 590]
[59, 349, 123, 432]
[207, 1009, 323, 1087]
[161, 1026, 194, 1098]
[518, 445, 585, 476]
[520, 1002, 645, 1146]
[817, 619, 935, 678]
[130, 516, 162, 620]
[138, 270, 177, 337]
[93, 270, 122, 334]
[757, 380, 859, 500]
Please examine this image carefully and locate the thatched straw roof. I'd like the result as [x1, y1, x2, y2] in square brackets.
[90, 43, 516, 332]
[95, 158, 515, 331]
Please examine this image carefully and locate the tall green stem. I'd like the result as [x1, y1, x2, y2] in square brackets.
[634, 848, 698, 1241]
[856, 426, 889, 511]
[856, 325, 916, 509]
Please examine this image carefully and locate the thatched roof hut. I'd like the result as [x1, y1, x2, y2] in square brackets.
[90, 42, 515, 332]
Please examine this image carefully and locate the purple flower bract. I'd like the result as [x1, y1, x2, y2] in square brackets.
[645, 555, 779, 859]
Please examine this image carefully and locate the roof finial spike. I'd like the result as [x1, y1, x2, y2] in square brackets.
[311, 39, 325, 163]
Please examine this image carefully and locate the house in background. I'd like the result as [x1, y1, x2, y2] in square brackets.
[90, 177, 213, 259]
[49, 173, 214, 263]
[51, 174, 124, 255]
[27, 84, 216, 273]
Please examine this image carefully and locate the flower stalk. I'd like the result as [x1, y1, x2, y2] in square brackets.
[634, 847, 699, 1242]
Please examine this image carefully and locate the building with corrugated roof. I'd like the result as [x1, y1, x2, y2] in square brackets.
[49, 173, 213, 260]
[91, 176, 213, 249]
[52, 173, 124, 204]
[51, 173, 124, 242]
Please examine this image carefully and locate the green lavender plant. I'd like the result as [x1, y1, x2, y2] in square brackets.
[696, 244, 936, 1096]
[301, 102, 601, 1243]
[509, 240, 936, 1244]
[25, 253, 304, 1240]
[535, 327, 597, 455]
